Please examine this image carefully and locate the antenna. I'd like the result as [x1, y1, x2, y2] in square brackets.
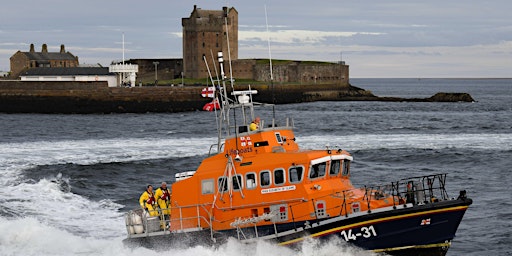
[265, 5, 276, 123]
[265, 5, 274, 82]
[122, 32, 125, 65]
[224, 17, 235, 94]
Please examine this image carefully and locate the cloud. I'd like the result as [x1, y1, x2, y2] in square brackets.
[240, 30, 385, 44]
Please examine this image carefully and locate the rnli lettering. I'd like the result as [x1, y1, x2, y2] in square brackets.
[340, 225, 377, 241]
[228, 147, 253, 156]
[261, 185, 296, 194]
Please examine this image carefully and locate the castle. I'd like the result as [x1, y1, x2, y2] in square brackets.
[182, 5, 238, 80]
[181, 5, 349, 85]
[8, 5, 349, 86]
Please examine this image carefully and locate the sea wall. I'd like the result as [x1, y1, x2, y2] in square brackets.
[0, 81, 473, 114]
[0, 81, 209, 113]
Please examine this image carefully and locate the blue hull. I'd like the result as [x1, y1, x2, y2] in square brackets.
[124, 197, 471, 256]
[276, 198, 472, 255]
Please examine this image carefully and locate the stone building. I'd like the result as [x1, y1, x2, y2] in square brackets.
[124, 58, 183, 83]
[182, 5, 238, 79]
[9, 44, 79, 78]
[181, 5, 349, 86]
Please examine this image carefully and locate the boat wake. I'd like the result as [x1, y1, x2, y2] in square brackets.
[0, 216, 374, 256]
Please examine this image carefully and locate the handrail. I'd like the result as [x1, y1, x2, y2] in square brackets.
[126, 173, 453, 239]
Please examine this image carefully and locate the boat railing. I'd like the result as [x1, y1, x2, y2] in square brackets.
[284, 173, 453, 223]
[125, 203, 214, 238]
[392, 173, 450, 206]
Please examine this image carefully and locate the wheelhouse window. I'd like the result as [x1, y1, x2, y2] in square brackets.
[342, 159, 350, 176]
[275, 132, 283, 144]
[260, 170, 271, 187]
[274, 168, 285, 186]
[309, 162, 327, 179]
[218, 176, 228, 192]
[232, 174, 243, 191]
[289, 166, 304, 183]
[246, 172, 257, 189]
[330, 160, 341, 176]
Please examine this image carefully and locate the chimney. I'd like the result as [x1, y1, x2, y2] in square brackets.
[42, 44, 48, 53]
[223, 6, 228, 17]
[60, 44, 65, 53]
[30, 44, 35, 52]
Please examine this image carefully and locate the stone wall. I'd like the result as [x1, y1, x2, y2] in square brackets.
[0, 81, 209, 113]
[127, 59, 183, 82]
[230, 60, 350, 86]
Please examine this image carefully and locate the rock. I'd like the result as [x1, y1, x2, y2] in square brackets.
[427, 92, 475, 102]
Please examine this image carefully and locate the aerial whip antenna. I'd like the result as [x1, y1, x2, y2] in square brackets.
[265, 5, 276, 125]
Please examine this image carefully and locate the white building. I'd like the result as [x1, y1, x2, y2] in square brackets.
[20, 67, 118, 87]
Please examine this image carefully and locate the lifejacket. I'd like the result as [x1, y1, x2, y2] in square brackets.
[139, 190, 156, 209]
[160, 188, 171, 201]
[155, 187, 171, 203]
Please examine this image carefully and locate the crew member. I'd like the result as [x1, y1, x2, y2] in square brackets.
[155, 182, 172, 216]
[249, 117, 260, 131]
[139, 185, 158, 216]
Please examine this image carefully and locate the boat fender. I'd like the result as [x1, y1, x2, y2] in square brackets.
[132, 214, 142, 225]
[133, 224, 144, 234]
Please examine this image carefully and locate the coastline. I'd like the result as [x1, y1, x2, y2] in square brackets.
[0, 81, 474, 114]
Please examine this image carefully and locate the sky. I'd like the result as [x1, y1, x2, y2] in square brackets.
[0, 1, 511, 78]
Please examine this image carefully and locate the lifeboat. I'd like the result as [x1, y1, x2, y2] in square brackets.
[123, 52, 472, 256]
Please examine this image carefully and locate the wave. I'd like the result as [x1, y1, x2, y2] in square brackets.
[0, 174, 125, 238]
[0, 133, 510, 174]
[0, 216, 375, 256]
[301, 133, 512, 151]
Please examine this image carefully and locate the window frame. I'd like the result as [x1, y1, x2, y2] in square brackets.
[201, 179, 214, 195]
[218, 176, 228, 192]
[309, 161, 327, 180]
[329, 160, 341, 177]
[273, 168, 286, 186]
[260, 170, 272, 188]
[245, 172, 257, 190]
[232, 174, 243, 191]
[288, 165, 304, 184]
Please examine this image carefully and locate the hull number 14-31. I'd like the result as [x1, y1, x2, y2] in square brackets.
[340, 225, 377, 241]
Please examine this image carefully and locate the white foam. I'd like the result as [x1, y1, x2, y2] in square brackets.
[1, 176, 125, 239]
[300, 133, 512, 151]
[0, 217, 374, 256]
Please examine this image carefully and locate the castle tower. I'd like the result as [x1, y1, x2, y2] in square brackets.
[182, 5, 238, 79]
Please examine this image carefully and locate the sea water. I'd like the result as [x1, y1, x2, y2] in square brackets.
[0, 78, 511, 255]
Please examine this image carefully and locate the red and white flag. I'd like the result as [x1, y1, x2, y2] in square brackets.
[201, 87, 215, 98]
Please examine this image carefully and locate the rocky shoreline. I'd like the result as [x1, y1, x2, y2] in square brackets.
[0, 81, 474, 114]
